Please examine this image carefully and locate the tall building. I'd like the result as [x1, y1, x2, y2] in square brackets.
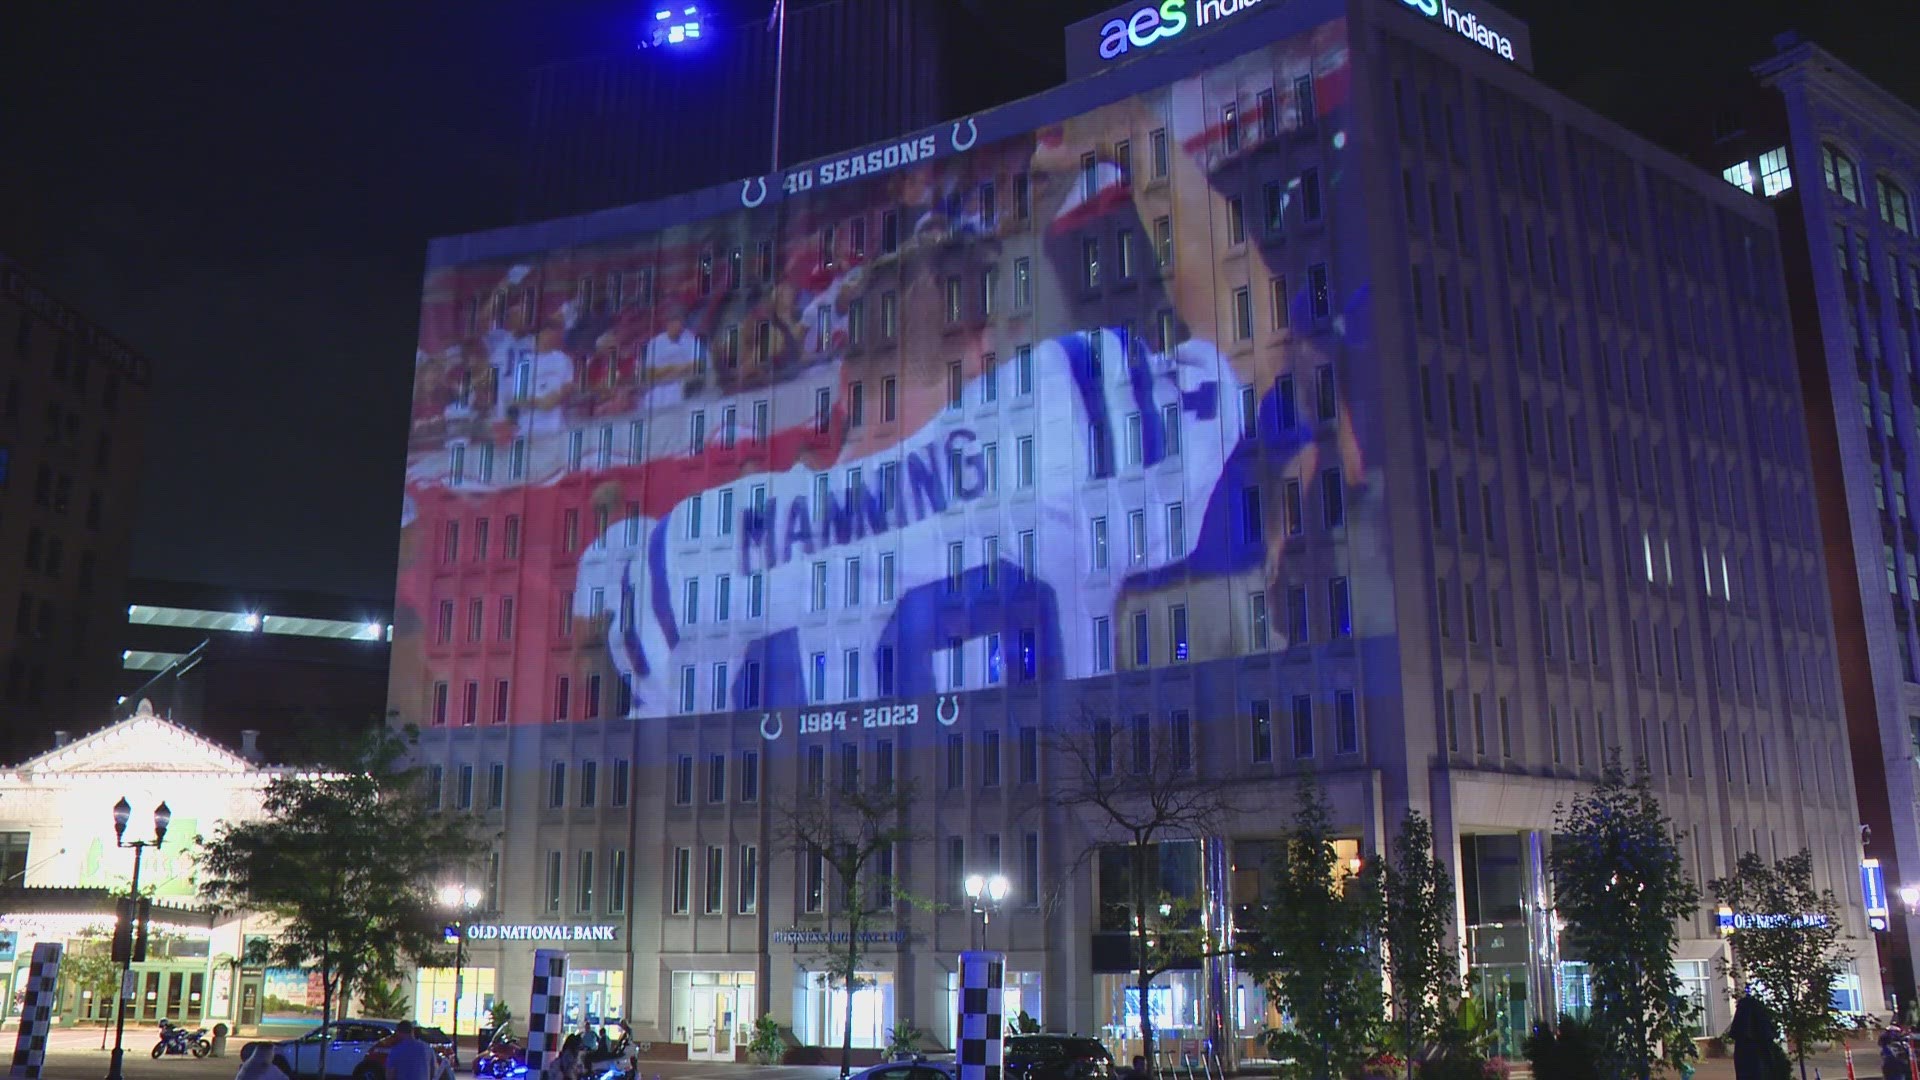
[1704, 37, 1920, 1009]
[520, 0, 1040, 222]
[395, 0, 1880, 1058]
[114, 578, 392, 763]
[0, 255, 152, 755]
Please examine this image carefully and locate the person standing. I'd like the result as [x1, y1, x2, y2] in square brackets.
[386, 1022, 440, 1080]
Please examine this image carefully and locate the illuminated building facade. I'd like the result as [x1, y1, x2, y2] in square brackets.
[1705, 37, 1920, 1009]
[398, 0, 1882, 1058]
[0, 705, 291, 1033]
[0, 256, 152, 756]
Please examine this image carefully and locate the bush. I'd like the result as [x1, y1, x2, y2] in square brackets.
[1522, 1016, 1602, 1080]
[747, 1016, 787, 1065]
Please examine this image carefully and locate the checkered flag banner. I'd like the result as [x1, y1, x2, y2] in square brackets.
[9, 942, 62, 1079]
[525, 948, 569, 1076]
[957, 950, 1005, 1080]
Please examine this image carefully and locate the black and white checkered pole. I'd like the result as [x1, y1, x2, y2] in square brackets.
[10, 942, 63, 1080]
[956, 950, 1004, 1080]
[525, 949, 568, 1076]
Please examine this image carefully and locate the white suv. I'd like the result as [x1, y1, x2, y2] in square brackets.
[271, 1020, 402, 1079]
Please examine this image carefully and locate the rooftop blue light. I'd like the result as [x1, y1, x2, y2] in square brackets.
[645, 2, 704, 48]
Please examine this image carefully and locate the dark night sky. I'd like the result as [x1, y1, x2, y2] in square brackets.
[0, 0, 1913, 604]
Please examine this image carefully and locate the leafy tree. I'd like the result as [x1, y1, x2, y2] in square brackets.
[1238, 778, 1384, 1080]
[1549, 757, 1700, 1080]
[773, 778, 920, 1079]
[1045, 712, 1239, 1075]
[1709, 849, 1848, 1080]
[198, 726, 482, 1074]
[1379, 811, 1459, 1077]
[60, 935, 120, 1048]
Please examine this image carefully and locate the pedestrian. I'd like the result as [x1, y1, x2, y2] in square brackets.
[233, 1042, 291, 1080]
[386, 1021, 440, 1080]
[1881, 1021, 1912, 1080]
[544, 1033, 584, 1080]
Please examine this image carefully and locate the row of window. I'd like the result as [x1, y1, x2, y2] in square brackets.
[10, 316, 128, 413]
[1823, 143, 1915, 236]
[542, 847, 634, 916]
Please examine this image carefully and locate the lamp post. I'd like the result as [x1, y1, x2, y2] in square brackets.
[438, 885, 483, 1064]
[105, 797, 170, 1080]
[963, 873, 1010, 952]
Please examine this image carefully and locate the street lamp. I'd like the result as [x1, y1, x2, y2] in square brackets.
[439, 884, 483, 1064]
[963, 873, 1010, 951]
[105, 797, 170, 1080]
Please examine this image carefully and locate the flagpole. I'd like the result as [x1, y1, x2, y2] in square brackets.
[770, 0, 787, 175]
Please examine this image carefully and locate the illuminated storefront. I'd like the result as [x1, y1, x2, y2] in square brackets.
[0, 703, 289, 1031]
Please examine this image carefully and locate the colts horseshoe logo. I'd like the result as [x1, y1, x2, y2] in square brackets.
[936, 696, 961, 726]
[759, 712, 784, 741]
[950, 118, 978, 152]
[741, 176, 769, 208]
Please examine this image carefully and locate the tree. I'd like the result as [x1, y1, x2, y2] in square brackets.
[1549, 757, 1700, 1080]
[198, 726, 481, 1075]
[1045, 711, 1239, 1075]
[60, 935, 120, 1048]
[773, 777, 920, 1080]
[1379, 811, 1459, 1078]
[1237, 777, 1384, 1080]
[1710, 849, 1848, 1080]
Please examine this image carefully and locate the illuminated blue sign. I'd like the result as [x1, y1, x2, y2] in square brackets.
[1064, 0, 1532, 77]
[645, 4, 703, 48]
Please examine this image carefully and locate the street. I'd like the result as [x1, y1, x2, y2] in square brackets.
[21, 1029, 844, 1080]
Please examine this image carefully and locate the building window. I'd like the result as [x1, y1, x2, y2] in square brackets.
[609, 849, 628, 914]
[1292, 696, 1314, 759]
[675, 754, 694, 805]
[704, 846, 724, 914]
[671, 848, 691, 914]
[577, 850, 595, 913]
[1757, 147, 1792, 197]
[1823, 143, 1861, 204]
[546, 851, 563, 912]
[1250, 700, 1273, 763]
[738, 845, 759, 913]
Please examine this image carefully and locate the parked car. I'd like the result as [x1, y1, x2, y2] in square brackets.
[849, 1060, 958, 1080]
[358, 1026, 458, 1080]
[269, 1020, 403, 1079]
[1004, 1035, 1114, 1080]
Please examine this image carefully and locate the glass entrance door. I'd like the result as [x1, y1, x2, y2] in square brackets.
[687, 988, 736, 1061]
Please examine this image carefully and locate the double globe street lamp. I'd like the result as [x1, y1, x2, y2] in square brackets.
[439, 885, 483, 1064]
[963, 873, 1010, 951]
[105, 797, 171, 1080]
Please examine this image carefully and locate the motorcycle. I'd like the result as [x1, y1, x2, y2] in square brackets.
[152, 1019, 211, 1059]
[473, 1030, 526, 1078]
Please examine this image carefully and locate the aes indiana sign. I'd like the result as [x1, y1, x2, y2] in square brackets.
[1064, 0, 1533, 78]
[465, 924, 619, 943]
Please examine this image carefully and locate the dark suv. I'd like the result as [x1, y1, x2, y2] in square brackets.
[1005, 1036, 1114, 1080]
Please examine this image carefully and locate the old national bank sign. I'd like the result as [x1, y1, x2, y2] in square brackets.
[467, 923, 621, 943]
[1063, 0, 1534, 78]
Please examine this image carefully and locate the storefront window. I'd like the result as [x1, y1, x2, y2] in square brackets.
[945, 971, 1040, 1050]
[797, 970, 893, 1050]
[414, 967, 498, 1030]
[1830, 960, 1863, 1015]
[670, 971, 757, 1059]
[565, 968, 625, 1029]
[1674, 960, 1711, 1036]
[1095, 971, 1202, 1063]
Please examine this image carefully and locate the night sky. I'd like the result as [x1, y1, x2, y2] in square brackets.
[0, 0, 1912, 604]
